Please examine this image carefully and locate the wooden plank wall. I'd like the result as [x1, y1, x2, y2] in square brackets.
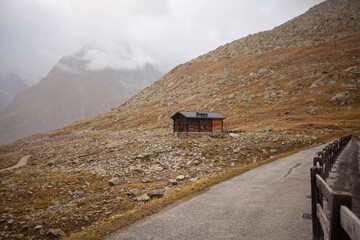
[174, 115, 187, 132]
[212, 119, 223, 132]
[188, 118, 200, 132]
[200, 119, 212, 132]
[173, 116, 224, 133]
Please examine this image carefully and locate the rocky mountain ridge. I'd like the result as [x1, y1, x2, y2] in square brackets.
[195, 0, 360, 63]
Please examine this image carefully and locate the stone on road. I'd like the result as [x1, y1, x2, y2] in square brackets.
[0, 155, 31, 172]
[107, 145, 326, 240]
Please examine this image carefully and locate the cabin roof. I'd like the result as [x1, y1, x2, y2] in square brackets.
[170, 111, 226, 119]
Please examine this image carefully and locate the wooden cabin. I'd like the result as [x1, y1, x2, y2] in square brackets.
[170, 111, 226, 133]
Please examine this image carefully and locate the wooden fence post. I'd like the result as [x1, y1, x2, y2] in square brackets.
[329, 191, 352, 240]
[317, 152, 324, 178]
[311, 167, 323, 239]
[323, 148, 330, 179]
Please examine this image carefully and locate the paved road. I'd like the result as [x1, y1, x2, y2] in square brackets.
[107, 145, 327, 240]
[0, 155, 31, 172]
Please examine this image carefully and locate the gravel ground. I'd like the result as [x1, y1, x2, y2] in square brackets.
[107, 144, 327, 240]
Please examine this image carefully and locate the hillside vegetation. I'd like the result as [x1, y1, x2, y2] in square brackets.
[0, 0, 359, 239]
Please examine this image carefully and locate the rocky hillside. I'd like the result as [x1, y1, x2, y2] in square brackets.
[0, 73, 28, 111]
[0, 0, 359, 239]
[197, 0, 360, 62]
[95, 0, 359, 132]
[0, 50, 162, 145]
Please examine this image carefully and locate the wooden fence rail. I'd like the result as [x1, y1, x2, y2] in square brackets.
[310, 135, 360, 240]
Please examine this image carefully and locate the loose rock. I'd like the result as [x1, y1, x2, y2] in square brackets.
[128, 188, 141, 197]
[264, 126, 274, 132]
[109, 178, 121, 186]
[176, 175, 185, 181]
[142, 178, 151, 183]
[136, 194, 150, 202]
[168, 179, 178, 185]
[34, 225, 43, 230]
[229, 133, 239, 138]
[47, 228, 66, 237]
[11, 234, 24, 240]
[189, 177, 199, 182]
[330, 92, 356, 104]
[148, 190, 164, 198]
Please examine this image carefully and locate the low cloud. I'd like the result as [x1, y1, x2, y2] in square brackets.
[0, 0, 324, 85]
[82, 45, 155, 71]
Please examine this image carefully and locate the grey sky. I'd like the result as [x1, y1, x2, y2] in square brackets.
[0, 0, 324, 85]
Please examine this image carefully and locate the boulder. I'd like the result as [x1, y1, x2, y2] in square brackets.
[142, 178, 151, 183]
[307, 107, 320, 115]
[148, 190, 164, 198]
[264, 126, 274, 132]
[228, 93, 235, 99]
[176, 175, 185, 181]
[34, 225, 43, 230]
[109, 178, 121, 186]
[11, 234, 24, 240]
[344, 66, 360, 72]
[168, 179, 178, 185]
[128, 188, 141, 197]
[229, 133, 239, 138]
[47, 228, 66, 237]
[164, 187, 173, 195]
[310, 79, 322, 88]
[330, 92, 356, 105]
[233, 148, 241, 153]
[136, 194, 150, 202]
[193, 160, 200, 165]
[186, 160, 195, 167]
[189, 177, 199, 182]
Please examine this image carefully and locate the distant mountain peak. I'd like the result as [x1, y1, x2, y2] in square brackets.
[0, 49, 163, 145]
[0, 73, 28, 111]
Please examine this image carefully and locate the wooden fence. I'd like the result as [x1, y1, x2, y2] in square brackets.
[310, 135, 360, 240]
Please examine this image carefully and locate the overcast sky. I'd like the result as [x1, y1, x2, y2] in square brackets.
[0, 0, 324, 85]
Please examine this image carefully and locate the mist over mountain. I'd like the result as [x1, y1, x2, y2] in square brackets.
[0, 73, 28, 110]
[0, 49, 163, 145]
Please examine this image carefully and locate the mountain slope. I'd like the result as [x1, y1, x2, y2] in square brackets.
[0, 0, 359, 238]
[0, 50, 162, 145]
[84, 0, 359, 133]
[0, 73, 28, 110]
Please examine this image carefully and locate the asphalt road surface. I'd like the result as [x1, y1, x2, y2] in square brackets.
[107, 144, 327, 240]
